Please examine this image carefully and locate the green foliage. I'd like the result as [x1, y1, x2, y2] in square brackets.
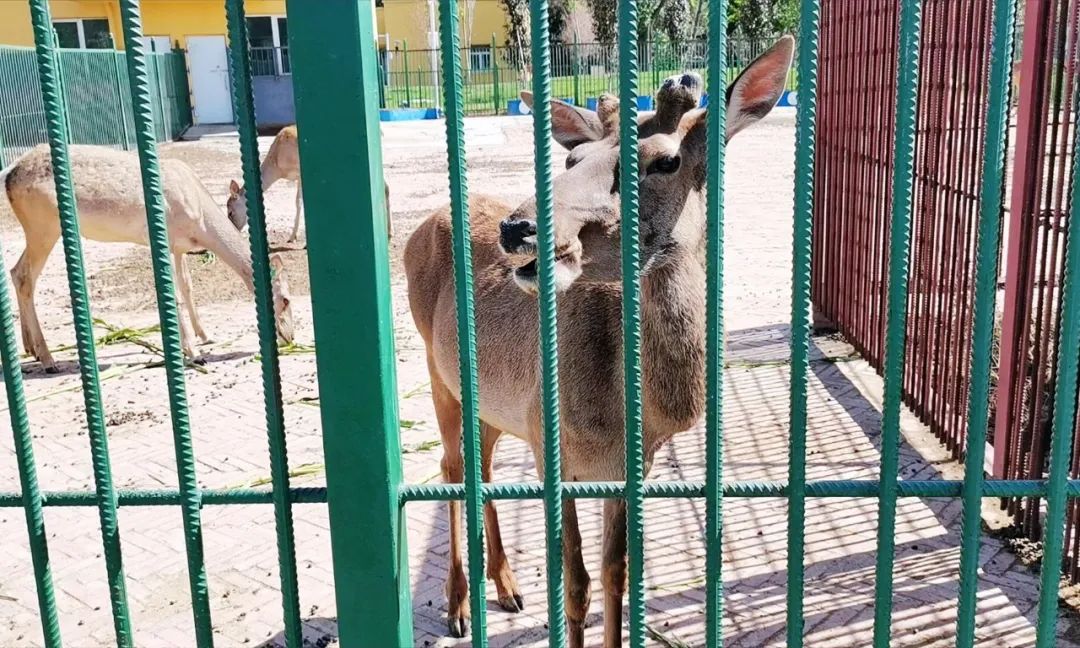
[728, 0, 798, 39]
[586, 0, 798, 44]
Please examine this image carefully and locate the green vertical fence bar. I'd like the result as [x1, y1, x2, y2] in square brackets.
[527, 0, 566, 643]
[286, 2, 412, 646]
[0, 249, 61, 646]
[872, 0, 922, 645]
[403, 39, 412, 107]
[955, 0, 1016, 644]
[112, 50, 130, 150]
[0, 40, 60, 648]
[1035, 58, 1080, 648]
[618, 0, 645, 644]
[491, 34, 501, 115]
[116, 1, 215, 645]
[704, 0, 728, 645]
[572, 32, 581, 108]
[437, 0, 487, 641]
[786, 3, 822, 645]
[224, 2, 303, 646]
[27, 1, 134, 644]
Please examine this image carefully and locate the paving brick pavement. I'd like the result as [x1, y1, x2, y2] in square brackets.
[1, 114, 1077, 646]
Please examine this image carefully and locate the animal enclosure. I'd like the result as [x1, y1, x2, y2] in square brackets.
[3, 1, 1080, 648]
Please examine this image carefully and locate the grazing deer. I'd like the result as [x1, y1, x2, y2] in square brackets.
[227, 124, 393, 242]
[4, 144, 296, 373]
[405, 37, 793, 646]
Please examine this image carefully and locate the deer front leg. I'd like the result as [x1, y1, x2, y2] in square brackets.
[289, 181, 303, 243]
[601, 499, 628, 648]
[171, 253, 200, 362]
[430, 367, 470, 637]
[480, 423, 523, 613]
[563, 499, 592, 648]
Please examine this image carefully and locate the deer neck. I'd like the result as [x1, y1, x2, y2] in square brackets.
[640, 241, 707, 433]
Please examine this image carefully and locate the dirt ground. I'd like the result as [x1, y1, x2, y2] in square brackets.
[1, 111, 1078, 647]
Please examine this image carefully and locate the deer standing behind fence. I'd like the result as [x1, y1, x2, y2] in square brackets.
[4, 144, 295, 372]
[405, 36, 794, 648]
[228, 124, 393, 242]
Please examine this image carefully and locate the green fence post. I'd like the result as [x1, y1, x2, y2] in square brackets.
[403, 38, 411, 107]
[113, 50, 131, 149]
[491, 33, 500, 114]
[28, 1, 134, 645]
[116, 1, 215, 644]
[954, 0, 1017, 644]
[286, 2, 412, 646]
[573, 31, 581, 107]
[872, 0, 922, 645]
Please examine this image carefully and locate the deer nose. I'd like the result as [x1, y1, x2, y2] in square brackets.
[500, 218, 538, 252]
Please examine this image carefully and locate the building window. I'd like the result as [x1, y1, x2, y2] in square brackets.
[53, 18, 112, 49]
[470, 46, 492, 71]
[247, 16, 289, 76]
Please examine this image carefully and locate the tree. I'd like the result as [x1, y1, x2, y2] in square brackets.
[728, 0, 798, 39]
[587, 0, 798, 44]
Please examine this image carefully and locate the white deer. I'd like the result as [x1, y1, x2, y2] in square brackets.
[405, 38, 793, 647]
[4, 144, 295, 373]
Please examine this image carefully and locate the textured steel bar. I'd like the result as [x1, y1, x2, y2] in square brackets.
[286, 1, 413, 644]
[0, 59, 61, 648]
[223, 2, 302, 646]
[955, 0, 1016, 643]
[5, 478, 1080, 510]
[526, 0, 566, 643]
[437, 0, 487, 641]
[1035, 28, 1080, 643]
[704, 0, 729, 645]
[786, 3, 822, 645]
[618, 0, 646, 642]
[872, 2, 922, 642]
[26, 0, 133, 644]
[116, 1, 214, 644]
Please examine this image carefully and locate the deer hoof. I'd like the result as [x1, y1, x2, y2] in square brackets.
[497, 593, 524, 613]
[447, 614, 469, 638]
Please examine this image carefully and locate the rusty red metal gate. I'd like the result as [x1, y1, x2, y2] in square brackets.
[814, 0, 1080, 584]
[994, 0, 1080, 578]
[813, 0, 996, 454]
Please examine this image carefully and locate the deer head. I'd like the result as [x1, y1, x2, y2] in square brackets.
[269, 253, 295, 343]
[227, 179, 248, 231]
[499, 35, 795, 294]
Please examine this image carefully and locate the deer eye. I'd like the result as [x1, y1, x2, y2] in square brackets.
[646, 155, 681, 175]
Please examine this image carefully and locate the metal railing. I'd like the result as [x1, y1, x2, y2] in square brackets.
[0, 44, 191, 168]
[4, 1, 1080, 648]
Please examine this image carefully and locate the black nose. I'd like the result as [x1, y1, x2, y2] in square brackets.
[500, 218, 537, 251]
[680, 73, 697, 88]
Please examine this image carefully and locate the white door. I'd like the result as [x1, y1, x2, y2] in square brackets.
[186, 35, 233, 124]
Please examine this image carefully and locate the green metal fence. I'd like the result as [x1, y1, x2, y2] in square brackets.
[5, 0, 1080, 647]
[0, 43, 191, 168]
[369, 37, 797, 115]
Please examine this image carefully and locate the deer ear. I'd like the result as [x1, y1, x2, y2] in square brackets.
[520, 90, 604, 151]
[725, 35, 795, 140]
[229, 179, 241, 195]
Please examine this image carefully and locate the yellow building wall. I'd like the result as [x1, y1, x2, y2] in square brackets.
[378, 0, 508, 50]
[0, 1, 503, 50]
[0, 0, 288, 50]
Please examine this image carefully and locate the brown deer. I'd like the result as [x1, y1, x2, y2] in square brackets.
[405, 37, 794, 647]
[5, 144, 295, 373]
[228, 124, 393, 241]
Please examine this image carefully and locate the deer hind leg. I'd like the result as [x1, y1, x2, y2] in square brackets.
[429, 361, 470, 637]
[289, 181, 303, 243]
[11, 225, 59, 372]
[171, 252, 200, 362]
[480, 423, 523, 613]
[174, 252, 208, 344]
[601, 499, 628, 648]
